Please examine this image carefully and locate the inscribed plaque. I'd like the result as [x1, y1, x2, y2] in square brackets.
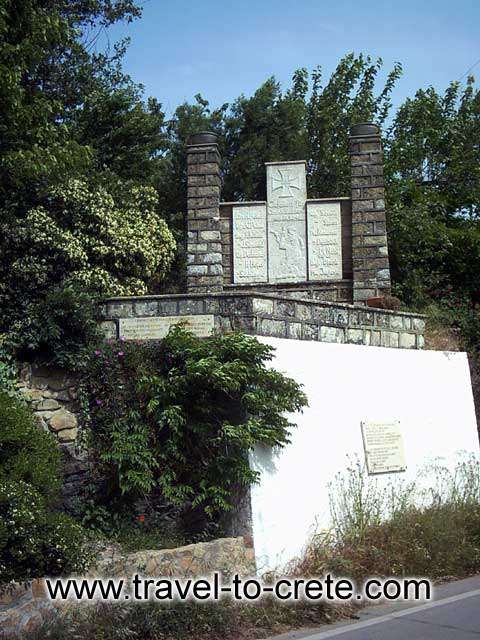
[232, 204, 268, 283]
[307, 202, 342, 280]
[361, 421, 407, 475]
[119, 315, 215, 340]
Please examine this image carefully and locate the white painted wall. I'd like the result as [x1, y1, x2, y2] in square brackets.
[249, 338, 480, 574]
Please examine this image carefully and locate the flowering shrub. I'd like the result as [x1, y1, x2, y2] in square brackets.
[81, 329, 307, 527]
[0, 481, 91, 586]
[0, 391, 91, 586]
[1, 179, 176, 301]
[0, 179, 176, 366]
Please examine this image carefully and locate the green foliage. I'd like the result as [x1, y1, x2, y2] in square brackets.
[385, 78, 480, 306]
[0, 0, 179, 363]
[386, 79, 480, 219]
[81, 330, 307, 523]
[2, 179, 175, 301]
[79, 497, 186, 552]
[0, 390, 90, 586]
[6, 286, 102, 370]
[0, 179, 176, 365]
[74, 88, 167, 185]
[0, 480, 91, 586]
[0, 340, 19, 396]
[0, 389, 61, 500]
[425, 289, 480, 352]
[0, 0, 142, 201]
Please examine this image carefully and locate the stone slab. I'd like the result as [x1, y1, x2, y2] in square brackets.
[361, 420, 407, 475]
[119, 315, 215, 340]
[267, 162, 307, 283]
[307, 201, 342, 280]
[232, 204, 268, 284]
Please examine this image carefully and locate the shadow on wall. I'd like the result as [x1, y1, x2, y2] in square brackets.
[468, 353, 480, 442]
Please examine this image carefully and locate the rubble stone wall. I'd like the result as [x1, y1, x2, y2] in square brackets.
[17, 364, 88, 506]
[102, 292, 426, 350]
[0, 536, 254, 637]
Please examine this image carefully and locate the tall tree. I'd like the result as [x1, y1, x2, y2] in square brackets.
[307, 54, 401, 197]
[385, 78, 480, 303]
[0, 0, 180, 359]
[222, 73, 308, 201]
[0, 0, 147, 209]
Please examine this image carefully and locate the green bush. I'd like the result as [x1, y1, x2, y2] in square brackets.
[7, 285, 103, 370]
[81, 329, 307, 526]
[0, 340, 18, 396]
[0, 179, 176, 366]
[1, 180, 176, 303]
[430, 290, 480, 352]
[0, 391, 91, 586]
[0, 480, 91, 585]
[0, 389, 61, 500]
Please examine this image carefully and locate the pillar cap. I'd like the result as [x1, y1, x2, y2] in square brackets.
[187, 131, 219, 145]
[350, 123, 380, 137]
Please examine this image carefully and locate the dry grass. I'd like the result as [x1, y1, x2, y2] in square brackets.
[425, 325, 461, 351]
[25, 597, 345, 640]
[297, 455, 480, 584]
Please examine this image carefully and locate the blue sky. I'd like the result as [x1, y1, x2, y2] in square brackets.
[107, 0, 480, 116]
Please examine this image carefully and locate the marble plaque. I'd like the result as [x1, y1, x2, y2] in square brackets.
[232, 204, 268, 283]
[361, 421, 407, 475]
[307, 202, 342, 280]
[266, 162, 307, 283]
[119, 315, 215, 340]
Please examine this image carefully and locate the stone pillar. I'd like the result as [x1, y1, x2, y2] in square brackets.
[186, 131, 223, 293]
[349, 123, 391, 304]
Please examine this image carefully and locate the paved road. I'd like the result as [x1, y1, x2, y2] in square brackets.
[267, 575, 480, 640]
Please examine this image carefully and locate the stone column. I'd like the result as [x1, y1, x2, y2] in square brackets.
[186, 131, 223, 293]
[349, 123, 391, 304]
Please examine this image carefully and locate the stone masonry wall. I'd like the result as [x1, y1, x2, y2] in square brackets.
[101, 292, 426, 350]
[16, 364, 88, 506]
[223, 281, 353, 303]
[0, 580, 56, 637]
[92, 535, 255, 579]
[0, 537, 255, 637]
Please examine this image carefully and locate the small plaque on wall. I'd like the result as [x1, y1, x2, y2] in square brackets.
[119, 315, 215, 340]
[361, 421, 406, 475]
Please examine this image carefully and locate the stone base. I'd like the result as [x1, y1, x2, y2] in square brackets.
[0, 581, 57, 637]
[92, 536, 255, 578]
[0, 537, 255, 636]
[101, 292, 425, 350]
[225, 279, 353, 303]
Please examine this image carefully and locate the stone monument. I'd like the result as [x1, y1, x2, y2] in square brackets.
[102, 124, 425, 352]
[231, 160, 343, 285]
[186, 123, 391, 304]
